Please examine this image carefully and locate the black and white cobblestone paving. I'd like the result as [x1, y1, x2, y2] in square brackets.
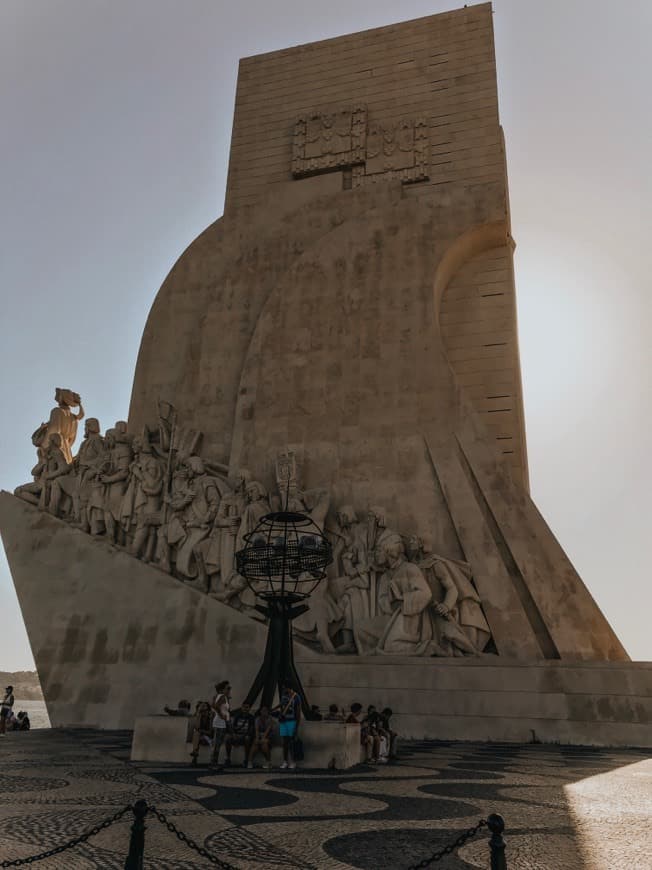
[0, 730, 649, 868]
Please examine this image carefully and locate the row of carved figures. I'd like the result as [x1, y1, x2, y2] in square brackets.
[15, 389, 494, 658]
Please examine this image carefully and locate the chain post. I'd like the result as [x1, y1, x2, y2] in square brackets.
[124, 800, 149, 870]
[487, 813, 507, 870]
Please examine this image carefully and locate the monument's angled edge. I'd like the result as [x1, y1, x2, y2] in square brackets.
[3, 3, 648, 742]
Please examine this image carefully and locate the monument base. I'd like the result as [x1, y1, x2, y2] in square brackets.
[1, 494, 650, 748]
[297, 653, 652, 748]
[131, 715, 362, 769]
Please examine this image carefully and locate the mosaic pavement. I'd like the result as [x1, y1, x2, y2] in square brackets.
[0, 730, 649, 868]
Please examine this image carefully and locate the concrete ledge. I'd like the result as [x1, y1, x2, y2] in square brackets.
[131, 715, 194, 763]
[131, 716, 362, 768]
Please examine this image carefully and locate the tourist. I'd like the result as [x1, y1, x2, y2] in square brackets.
[210, 680, 232, 769]
[325, 704, 344, 721]
[276, 682, 302, 770]
[7, 711, 29, 732]
[363, 705, 383, 763]
[0, 686, 14, 736]
[249, 705, 274, 769]
[226, 702, 255, 767]
[309, 704, 323, 721]
[346, 702, 374, 763]
[189, 701, 213, 767]
[380, 707, 398, 758]
[163, 699, 192, 716]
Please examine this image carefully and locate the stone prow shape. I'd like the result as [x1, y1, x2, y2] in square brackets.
[0, 491, 268, 728]
[1, 492, 650, 745]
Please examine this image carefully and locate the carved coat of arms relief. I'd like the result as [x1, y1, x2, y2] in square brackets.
[292, 104, 429, 185]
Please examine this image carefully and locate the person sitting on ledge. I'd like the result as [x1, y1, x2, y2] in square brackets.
[189, 701, 213, 767]
[364, 705, 387, 763]
[163, 699, 191, 716]
[325, 703, 344, 721]
[346, 702, 374, 763]
[248, 705, 274, 769]
[226, 701, 255, 767]
[16, 711, 31, 731]
[309, 704, 323, 721]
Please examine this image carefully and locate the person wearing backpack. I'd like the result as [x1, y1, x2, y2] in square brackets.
[275, 682, 302, 770]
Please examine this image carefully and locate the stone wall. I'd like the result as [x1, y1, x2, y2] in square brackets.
[0, 492, 267, 728]
[129, 5, 528, 487]
[226, 4, 504, 209]
[298, 654, 652, 747]
[2, 493, 648, 745]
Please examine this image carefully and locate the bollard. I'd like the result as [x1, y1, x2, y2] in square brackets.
[487, 813, 507, 870]
[124, 799, 149, 870]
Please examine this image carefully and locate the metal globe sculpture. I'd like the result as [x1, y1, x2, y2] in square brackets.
[235, 510, 333, 716]
[235, 510, 332, 600]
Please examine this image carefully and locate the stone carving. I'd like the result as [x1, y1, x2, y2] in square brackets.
[157, 455, 226, 582]
[15, 432, 69, 512]
[292, 106, 367, 177]
[48, 418, 102, 524]
[34, 388, 85, 465]
[291, 106, 429, 186]
[272, 448, 330, 529]
[356, 118, 429, 185]
[375, 533, 437, 656]
[15, 395, 494, 659]
[331, 505, 372, 654]
[40, 434, 71, 514]
[100, 423, 133, 545]
[203, 476, 271, 604]
[14, 428, 50, 508]
[125, 436, 164, 562]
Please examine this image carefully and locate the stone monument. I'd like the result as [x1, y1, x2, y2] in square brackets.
[1, 3, 650, 745]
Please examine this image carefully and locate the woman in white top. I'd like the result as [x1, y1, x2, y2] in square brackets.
[210, 680, 231, 769]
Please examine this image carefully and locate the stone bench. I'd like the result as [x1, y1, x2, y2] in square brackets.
[130, 715, 362, 769]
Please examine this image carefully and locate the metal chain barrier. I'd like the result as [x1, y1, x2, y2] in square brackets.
[406, 819, 488, 869]
[0, 805, 131, 867]
[149, 806, 237, 869]
[0, 799, 504, 869]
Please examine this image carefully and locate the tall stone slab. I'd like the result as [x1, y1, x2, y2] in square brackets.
[128, 4, 626, 662]
[2, 4, 645, 742]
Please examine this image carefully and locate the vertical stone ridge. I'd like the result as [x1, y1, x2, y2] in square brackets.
[454, 437, 561, 660]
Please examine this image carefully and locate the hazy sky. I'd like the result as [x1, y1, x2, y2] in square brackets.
[1, 0, 650, 671]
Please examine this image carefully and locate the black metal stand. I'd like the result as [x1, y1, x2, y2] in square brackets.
[244, 593, 313, 716]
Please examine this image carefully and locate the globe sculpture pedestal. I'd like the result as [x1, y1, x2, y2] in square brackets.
[245, 593, 309, 713]
[235, 510, 332, 717]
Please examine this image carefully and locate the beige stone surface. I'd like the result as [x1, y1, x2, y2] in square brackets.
[1, 494, 649, 745]
[131, 714, 194, 762]
[0, 491, 268, 729]
[124, 6, 627, 663]
[1, 6, 643, 737]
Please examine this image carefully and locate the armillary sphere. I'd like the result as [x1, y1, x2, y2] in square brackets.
[235, 510, 333, 715]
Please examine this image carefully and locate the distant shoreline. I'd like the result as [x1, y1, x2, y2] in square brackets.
[1, 670, 44, 701]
